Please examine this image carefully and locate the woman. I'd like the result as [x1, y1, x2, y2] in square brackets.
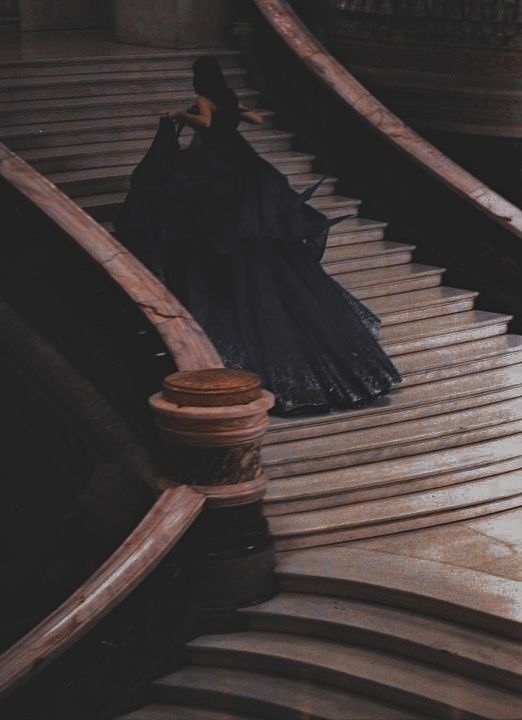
[116, 57, 401, 415]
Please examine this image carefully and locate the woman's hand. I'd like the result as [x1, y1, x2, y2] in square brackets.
[165, 109, 184, 120]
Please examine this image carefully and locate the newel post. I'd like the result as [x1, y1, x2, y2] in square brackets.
[149, 369, 276, 611]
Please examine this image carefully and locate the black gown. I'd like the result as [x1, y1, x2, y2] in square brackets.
[116, 108, 402, 415]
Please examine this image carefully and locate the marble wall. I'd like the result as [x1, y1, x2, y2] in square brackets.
[114, 0, 231, 48]
[19, 0, 113, 30]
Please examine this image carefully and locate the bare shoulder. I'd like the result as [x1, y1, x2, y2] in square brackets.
[196, 95, 216, 112]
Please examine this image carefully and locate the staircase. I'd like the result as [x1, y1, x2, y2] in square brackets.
[1, 44, 521, 720]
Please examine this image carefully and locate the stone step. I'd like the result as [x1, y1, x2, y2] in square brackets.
[309, 194, 362, 213]
[23, 143, 310, 176]
[48, 144, 313, 198]
[289, 173, 337, 197]
[186, 632, 522, 719]
[0, 87, 261, 126]
[277, 547, 522, 639]
[340, 263, 445, 298]
[264, 396, 522, 478]
[382, 310, 511, 356]
[119, 704, 258, 720]
[0, 68, 247, 103]
[397, 334, 522, 385]
[269, 468, 522, 549]
[153, 666, 425, 720]
[1, 110, 276, 150]
[265, 363, 522, 446]
[368, 286, 478, 326]
[326, 217, 387, 244]
[323, 239, 414, 264]
[241, 593, 522, 692]
[265, 435, 522, 515]
[324, 241, 415, 274]
[0, 48, 242, 79]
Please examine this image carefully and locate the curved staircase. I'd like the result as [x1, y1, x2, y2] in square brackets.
[1, 35, 521, 720]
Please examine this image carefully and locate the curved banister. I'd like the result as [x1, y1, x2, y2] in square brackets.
[253, 0, 522, 239]
[0, 142, 223, 370]
[0, 485, 204, 697]
[0, 141, 222, 699]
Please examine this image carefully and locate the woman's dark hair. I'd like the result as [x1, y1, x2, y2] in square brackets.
[192, 56, 238, 114]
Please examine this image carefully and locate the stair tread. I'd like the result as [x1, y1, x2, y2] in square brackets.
[367, 286, 477, 315]
[154, 666, 426, 720]
[381, 310, 511, 343]
[265, 411, 522, 483]
[0, 109, 275, 140]
[0, 47, 241, 70]
[0, 87, 260, 115]
[266, 365, 522, 443]
[242, 593, 522, 685]
[21, 130, 296, 162]
[0, 67, 246, 91]
[340, 263, 445, 289]
[187, 632, 522, 718]
[269, 470, 522, 537]
[277, 547, 522, 638]
[265, 435, 522, 502]
[323, 240, 415, 263]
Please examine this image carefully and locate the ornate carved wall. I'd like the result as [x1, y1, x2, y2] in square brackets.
[329, 0, 522, 204]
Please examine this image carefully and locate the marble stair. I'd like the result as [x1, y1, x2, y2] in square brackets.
[2, 45, 521, 720]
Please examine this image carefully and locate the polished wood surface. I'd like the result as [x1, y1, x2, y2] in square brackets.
[0, 486, 204, 698]
[253, 0, 522, 239]
[0, 142, 223, 371]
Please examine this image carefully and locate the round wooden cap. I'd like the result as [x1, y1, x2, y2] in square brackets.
[163, 369, 263, 407]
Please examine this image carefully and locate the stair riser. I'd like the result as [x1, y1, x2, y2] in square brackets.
[0, 90, 261, 126]
[293, 179, 336, 197]
[244, 615, 520, 692]
[385, 322, 509, 356]
[264, 383, 522, 448]
[30, 149, 307, 175]
[325, 251, 413, 274]
[379, 298, 476, 326]
[186, 647, 483, 720]
[266, 418, 522, 479]
[328, 227, 384, 244]
[266, 454, 522, 515]
[0, 54, 242, 79]
[343, 272, 443, 298]
[275, 494, 522, 554]
[0, 73, 247, 102]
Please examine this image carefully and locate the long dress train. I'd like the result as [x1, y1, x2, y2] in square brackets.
[116, 109, 402, 415]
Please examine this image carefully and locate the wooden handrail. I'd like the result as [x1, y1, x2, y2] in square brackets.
[0, 486, 204, 697]
[253, 0, 522, 239]
[0, 142, 223, 370]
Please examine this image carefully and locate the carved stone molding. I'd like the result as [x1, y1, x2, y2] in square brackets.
[335, 0, 522, 47]
[149, 369, 275, 506]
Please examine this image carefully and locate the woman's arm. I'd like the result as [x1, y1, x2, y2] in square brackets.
[166, 96, 213, 128]
[239, 103, 264, 125]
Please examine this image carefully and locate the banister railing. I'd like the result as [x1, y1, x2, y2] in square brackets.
[0, 142, 223, 371]
[253, 0, 522, 240]
[0, 142, 216, 699]
[0, 486, 204, 697]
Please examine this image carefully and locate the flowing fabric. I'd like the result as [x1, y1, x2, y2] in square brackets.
[116, 110, 402, 415]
